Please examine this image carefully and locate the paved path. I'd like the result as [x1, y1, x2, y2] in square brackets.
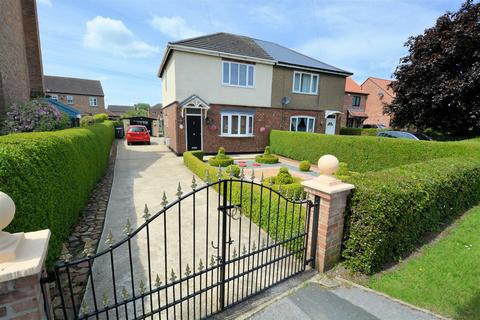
[82, 138, 283, 319]
[249, 279, 440, 320]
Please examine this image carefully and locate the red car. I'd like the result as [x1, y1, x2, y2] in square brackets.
[126, 125, 150, 145]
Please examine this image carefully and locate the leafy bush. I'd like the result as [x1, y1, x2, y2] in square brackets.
[274, 167, 295, 185]
[2, 122, 115, 266]
[299, 160, 311, 171]
[340, 128, 384, 136]
[270, 130, 480, 172]
[226, 164, 240, 177]
[191, 150, 204, 161]
[208, 146, 234, 167]
[342, 157, 480, 274]
[3, 99, 71, 133]
[80, 116, 95, 127]
[93, 113, 108, 123]
[256, 146, 279, 164]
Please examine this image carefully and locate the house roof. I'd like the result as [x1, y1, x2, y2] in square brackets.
[345, 77, 367, 95]
[44, 75, 104, 96]
[107, 105, 134, 113]
[362, 77, 395, 97]
[159, 32, 352, 77]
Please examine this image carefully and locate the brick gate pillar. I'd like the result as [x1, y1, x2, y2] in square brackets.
[0, 192, 51, 319]
[302, 155, 354, 273]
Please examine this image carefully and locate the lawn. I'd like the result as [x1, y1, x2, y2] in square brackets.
[369, 205, 480, 319]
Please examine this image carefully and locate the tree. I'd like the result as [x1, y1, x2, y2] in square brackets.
[387, 1, 480, 135]
[120, 103, 151, 118]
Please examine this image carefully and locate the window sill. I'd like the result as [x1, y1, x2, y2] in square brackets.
[221, 83, 255, 89]
[292, 91, 318, 96]
[219, 134, 255, 138]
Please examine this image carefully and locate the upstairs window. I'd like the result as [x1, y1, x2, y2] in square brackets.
[222, 61, 254, 88]
[67, 95, 74, 104]
[290, 116, 315, 132]
[221, 112, 254, 137]
[50, 94, 58, 101]
[352, 95, 361, 107]
[293, 71, 318, 94]
[89, 97, 98, 107]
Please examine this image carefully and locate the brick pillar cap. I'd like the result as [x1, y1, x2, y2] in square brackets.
[302, 176, 354, 195]
[0, 229, 50, 283]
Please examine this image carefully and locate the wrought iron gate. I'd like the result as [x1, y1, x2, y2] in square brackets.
[42, 172, 318, 319]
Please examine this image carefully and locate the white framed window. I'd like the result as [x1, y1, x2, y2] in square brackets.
[89, 97, 98, 107]
[220, 112, 254, 137]
[290, 116, 315, 132]
[222, 61, 254, 88]
[66, 95, 74, 104]
[292, 71, 319, 94]
[51, 94, 58, 101]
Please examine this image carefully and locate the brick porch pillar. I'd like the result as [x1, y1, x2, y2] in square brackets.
[0, 192, 51, 319]
[302, 155, 354, 272]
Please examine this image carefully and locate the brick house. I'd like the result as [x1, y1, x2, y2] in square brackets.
[361, 77, 395, 127]
[149, 103, 163, 120]
[158, 33, 352, 154]
[341, 77, 369, 128]
[107, 105, 134, 118]
[44, 75, 106, 115]
[0, 0, 44, 115]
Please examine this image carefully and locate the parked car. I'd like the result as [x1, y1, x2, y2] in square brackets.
[377, 131, 432, 141]
[126, 125, 150, 145]
[363, 124, 386, 129]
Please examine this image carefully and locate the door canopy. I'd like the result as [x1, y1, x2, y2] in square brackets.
[179, 95, 210, 119]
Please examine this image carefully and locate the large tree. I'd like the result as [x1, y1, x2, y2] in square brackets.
[387, 1, 480, 135]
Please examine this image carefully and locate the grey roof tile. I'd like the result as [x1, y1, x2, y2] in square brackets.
[44, 75, 104, 96]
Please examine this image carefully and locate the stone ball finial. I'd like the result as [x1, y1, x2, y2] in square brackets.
[0, 192, 15, 231]
[318, 155, 339, 176]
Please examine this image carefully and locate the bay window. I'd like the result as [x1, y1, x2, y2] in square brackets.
[292, 71, 319, 94]
[290, 116, 315, 132]
[221, 112, 254, 137]
[222, 61, 255, 88]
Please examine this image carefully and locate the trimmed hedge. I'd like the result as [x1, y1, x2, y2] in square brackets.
[340, 128, 384, 136]
[270, 130, 480, 172]
[2, 122, 114, 266]
[343, 157, 480, 274]
[299, 160, 311, 172]
[255, 146, 279, 164]
[208, 147, 234, 167]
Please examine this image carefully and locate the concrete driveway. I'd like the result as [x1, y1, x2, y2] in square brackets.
[83, 138, 281, 319]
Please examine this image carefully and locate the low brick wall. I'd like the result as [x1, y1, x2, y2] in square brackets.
[0, 274, 47, 319]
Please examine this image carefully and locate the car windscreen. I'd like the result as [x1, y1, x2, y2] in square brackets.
[413, 133, 430, 140]
[129, 127, 146, 132]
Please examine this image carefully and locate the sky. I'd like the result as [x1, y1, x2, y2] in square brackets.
[36, 0, 464, 107]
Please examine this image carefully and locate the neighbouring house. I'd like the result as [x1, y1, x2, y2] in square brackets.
[46, 98, 82, 126]
[0, 0, 44, 115]
[342, 77, 369, 128]
[44, 75, 106, 115]
[361, 77, 395, 127]
[149, 103, 163, 120]
[107, 104, 135, 118]
[158, 32, 352, 154]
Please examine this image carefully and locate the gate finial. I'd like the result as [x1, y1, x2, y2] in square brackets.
[102, 292, 109, 307]
[170, 269, 177, 282]
[185, 264, 191, 276]
[205, 170, 211, 184]
[161, 192, 168, 207]
[250, 168, 255, 181]
[81, 300, 89, 316]
[83, 239, 94, 257]
[176, 183, 183, 198]
[155, 274, 162, 288]
[121, 287, 129, 300]
[191, 176, 197, 190]
[106, 230, 114, 247]
[240, 167, 245, 180]
[60, 244, 72, 262]
[260, 172, 264, 184]
[124, 219, 132, 235]
[198, 259, 204, 271]
[139, 280, 146, 294]
[143, 204, 151, 220]
[269, 177, 274, 187]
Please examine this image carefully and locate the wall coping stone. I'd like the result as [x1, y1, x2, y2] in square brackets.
[0, 229, 50, 283]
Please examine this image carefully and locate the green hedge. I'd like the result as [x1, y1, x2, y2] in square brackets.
[183, 151, 305, 247]
[1, 122, 114, 266]
[340, 128, 383, 136]
[342, 157, 480, 274]
[270, 130, 480, 172]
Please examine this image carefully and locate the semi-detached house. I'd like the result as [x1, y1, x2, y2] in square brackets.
[158, 32, 352, 154]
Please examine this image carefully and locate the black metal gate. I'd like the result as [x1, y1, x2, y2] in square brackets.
[42, 172, 318, 319]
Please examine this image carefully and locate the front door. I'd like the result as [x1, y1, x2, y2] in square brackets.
[325, 114, 336, 135]
[186, 115, 202, 150]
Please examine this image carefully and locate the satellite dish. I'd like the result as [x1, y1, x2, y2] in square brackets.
[281, 96, 291, 107]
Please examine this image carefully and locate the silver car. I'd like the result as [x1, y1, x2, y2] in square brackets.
[377, 131, 432, 141]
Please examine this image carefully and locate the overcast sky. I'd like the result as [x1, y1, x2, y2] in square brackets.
[37, 0, 464, 107]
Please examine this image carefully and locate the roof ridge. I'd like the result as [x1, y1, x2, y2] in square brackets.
[170, 32, 224, 45]
[44, 75, 101, 82]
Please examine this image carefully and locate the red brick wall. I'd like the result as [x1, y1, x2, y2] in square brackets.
[51, 93, 106, 115]
[361, 79, 393, 127]
[341, 92, 368, 127]
[168, 103, 334, 154]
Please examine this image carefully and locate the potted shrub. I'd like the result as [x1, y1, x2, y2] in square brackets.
[208, 147, 234, 167]
[255, 146, 279, 164]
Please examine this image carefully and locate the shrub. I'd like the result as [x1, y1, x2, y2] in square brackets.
[340, 128, 384, 136]
[269, 130, 480, 173]
[342, 157, 480, 274]
[226, 164, 240, 177]
[299, 160, 311, 171]
[80, 116, 95, 127]
[2, 122, 114, 266]
[93, 113, 108, 123]
[191, 150, 204, 161]
[256, 146, 279, 164]
[275, 167, 295, 185]
[208, 146, 234, 167]
[3, 99, 71, 133]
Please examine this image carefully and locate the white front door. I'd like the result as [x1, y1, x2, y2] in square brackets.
[325, 114, 336, 134]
